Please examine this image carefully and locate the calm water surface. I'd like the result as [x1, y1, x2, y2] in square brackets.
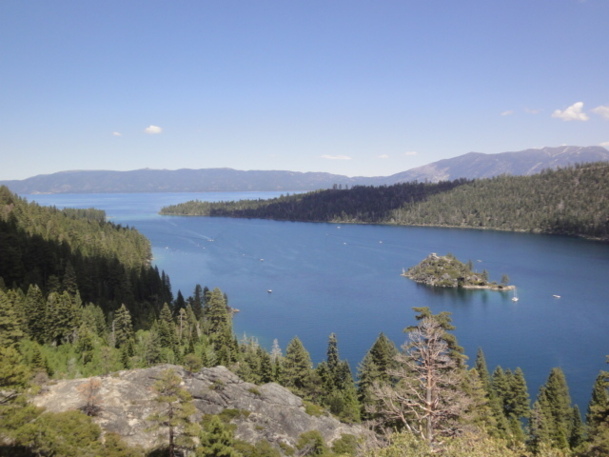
[26, 192, 609, 409]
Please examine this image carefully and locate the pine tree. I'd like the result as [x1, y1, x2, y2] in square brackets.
[204, 288, 236, 366]
[281, 337, 317, 399]
[158, 302, 177, 350]
[326, 333, 339, 373]
[188, 284, 205, 321]
[357, 333, 398, 417]
[23, 284, 46, 342]
[507, 367, 530, 419]
[409, 307, 466, 367]
[536, 367, 573, 449]
[474, 348, 492, 393]
[113, 304, 134, 349]
[587, 371, 609, 435]
[570, 405, 585, 449]
[196, 415, 241, 457]
[44, 291, 80, 345]
[147, 369, 197, 457]
[529, 400, 553, 454]
[372, 315, 471, 444]
[0, 289, 24, 348]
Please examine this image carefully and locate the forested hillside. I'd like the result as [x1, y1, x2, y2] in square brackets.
[3, 185, 609, 456]
[161, 163, 609, 241]
[0, 185, 171, 325]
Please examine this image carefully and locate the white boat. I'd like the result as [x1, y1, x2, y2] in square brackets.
[511, 287, 519, 302]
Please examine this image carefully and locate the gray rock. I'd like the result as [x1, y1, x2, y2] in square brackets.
[31, 365, 364, 452]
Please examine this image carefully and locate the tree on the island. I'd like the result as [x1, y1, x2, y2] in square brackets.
[501, 274, 510, 286]
[147, 369, 198, 457]
[371, 314, 471, 444]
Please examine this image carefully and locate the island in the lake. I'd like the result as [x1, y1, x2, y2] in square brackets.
[403, 252, 514, 290]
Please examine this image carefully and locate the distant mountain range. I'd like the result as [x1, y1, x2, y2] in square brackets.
[3, 145, 608, 194]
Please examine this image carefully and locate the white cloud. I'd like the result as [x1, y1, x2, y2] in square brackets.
[600, 141, 609, 148]
[404, 151, 418, 156]
[378, 154, 390, 159]
[525, 107, 542, 115]
[320, 154, 352, 160]
[112, 131, 122, 137]
[551, 102, 589, 121]
[144, 125, 163, 134]
[500, 110, 514, 116]
[592, 105, 609, 120]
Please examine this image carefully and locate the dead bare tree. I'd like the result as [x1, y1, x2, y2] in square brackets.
[371, 317, 471, 445]
[77, 377, 102, 416]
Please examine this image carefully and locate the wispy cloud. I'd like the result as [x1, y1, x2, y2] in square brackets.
[321, 154, 352, 160]
[592, 105, 609, 120]
[404, 151, 418, 156]
[500, 110, 514, 116]
[600, 141, 609, 148]
[551, 102, 589, 121]
[144, 125, 163, 134]
[525, 107, 542, 115]
[112, 131, 122, 137]
[378, 154, 390, 159]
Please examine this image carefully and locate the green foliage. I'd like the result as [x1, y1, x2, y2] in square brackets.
[196, 415, 242, 457]
[331, 433, 359, 455]
[296, 430, 328, 457]
[161, 163, 609, 241]
[0, 289, 24, 348]
[404, 253, 502, 288]
[281, 337, 320, 400]
[0, 186, 172, 327]
[147, 368, 198, 457]
[357, 333, 398, 419]
[12, 410, 103, 457]
[372, 312, 470, 444]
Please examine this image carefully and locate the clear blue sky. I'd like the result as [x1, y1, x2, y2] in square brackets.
[1, 0, 608, 180]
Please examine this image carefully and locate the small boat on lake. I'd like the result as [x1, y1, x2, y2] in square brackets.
[511, 288, 519, 302]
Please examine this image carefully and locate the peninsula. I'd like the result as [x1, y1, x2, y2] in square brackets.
[403, 253, 514, 290]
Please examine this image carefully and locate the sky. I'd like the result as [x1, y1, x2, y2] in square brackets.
[1, 0, 608, 180]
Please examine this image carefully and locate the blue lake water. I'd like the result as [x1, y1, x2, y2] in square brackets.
[25, 191, 609, 410]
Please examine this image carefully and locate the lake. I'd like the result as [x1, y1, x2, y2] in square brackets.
[25, 191, 609, 410]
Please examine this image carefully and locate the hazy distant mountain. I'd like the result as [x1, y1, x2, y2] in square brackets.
[382, 145, 609, 184]
[1, 168, 367, 194]
[3, 145, 608, 194]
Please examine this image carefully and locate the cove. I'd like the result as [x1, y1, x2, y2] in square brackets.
[26, 191, 609, 410]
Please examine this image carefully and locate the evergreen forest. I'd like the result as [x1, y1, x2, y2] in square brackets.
[161, 163, 609, 241]
[2, 185, 609, 457]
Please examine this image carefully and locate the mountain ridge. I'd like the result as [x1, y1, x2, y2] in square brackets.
[3, 145, 608, 194]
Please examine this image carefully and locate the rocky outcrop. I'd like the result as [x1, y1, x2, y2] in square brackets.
[31, 365, 364, 451]
[403, 253, 511, 290]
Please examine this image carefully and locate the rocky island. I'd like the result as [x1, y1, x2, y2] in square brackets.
[402, 253, 513, 290]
